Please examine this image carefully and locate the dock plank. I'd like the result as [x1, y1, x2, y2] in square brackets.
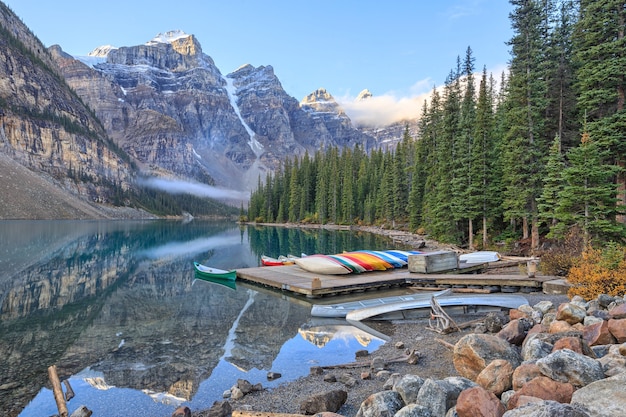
[236, 265, 552, 298]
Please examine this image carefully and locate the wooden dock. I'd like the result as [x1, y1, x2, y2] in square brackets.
[235, 265, 556, 298]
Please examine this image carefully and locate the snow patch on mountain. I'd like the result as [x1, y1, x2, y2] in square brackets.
[224, 75, 264, 157]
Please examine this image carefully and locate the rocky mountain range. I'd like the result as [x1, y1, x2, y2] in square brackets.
[0, 2, 416, 219]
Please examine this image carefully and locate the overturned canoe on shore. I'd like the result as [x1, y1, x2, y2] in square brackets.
[345, 293, 528, 322]
[311, 289, 453, 318]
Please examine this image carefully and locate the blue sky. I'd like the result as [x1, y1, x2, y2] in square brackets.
[4, 0, 513, 125]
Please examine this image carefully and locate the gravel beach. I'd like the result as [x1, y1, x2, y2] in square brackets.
[194, 292, 569, 417]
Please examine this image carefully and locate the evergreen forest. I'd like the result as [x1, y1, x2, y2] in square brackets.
[247, 0, 626, 262]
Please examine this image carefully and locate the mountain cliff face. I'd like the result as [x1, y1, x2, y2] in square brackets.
[0, 3, 136, 218]
[1, 0, 412, 219]
[54, 30, 379, 191]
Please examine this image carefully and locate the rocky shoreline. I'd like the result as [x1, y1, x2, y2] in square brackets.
[168, 224, 625, 417]
[181, 291, 626, 417]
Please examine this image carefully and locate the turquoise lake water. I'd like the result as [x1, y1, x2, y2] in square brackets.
[0, 220, 404, 417]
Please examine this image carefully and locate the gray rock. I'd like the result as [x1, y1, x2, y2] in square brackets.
[441, 376, 476, 392]
[484, 311, 509, 333]
[571, 372, 626, 416]
[540, 312, 557, 327]
[356, 390, 404, 417]
[533, 300, 554, 315]
[383, 373, 402, 390]
[591, 344, 611, 358]
[502, 400, 590, 417]
[521, 334, 553, 361]
[338, 373, 357, 387]
[598, 294, 617, 308]
[395, 404, 433, 417]
[415, 378, 460, 417]
[536, 348, 605, 387]
[236, 379, 255, 394]
[393, 374, 425, 405]
[444, 407, 458, 417]
[556, 302, 587, 325]
[299, 389, 347, 414]
[207, 401, 231, 417]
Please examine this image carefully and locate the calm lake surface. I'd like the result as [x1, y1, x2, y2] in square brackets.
[0, 220, 408, 417]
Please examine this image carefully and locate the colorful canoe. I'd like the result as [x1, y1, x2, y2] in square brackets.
[294, 255, 353, 275]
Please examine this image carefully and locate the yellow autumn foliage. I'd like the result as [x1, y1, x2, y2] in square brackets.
[567, 244, 626, 300]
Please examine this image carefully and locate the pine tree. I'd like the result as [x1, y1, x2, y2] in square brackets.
[451, 47, 478, 247]
[470, 67, 499, 248]
[538, 135, 566, 235]
[573, 0, 626, 224]
[554, 128, 625, 243]
[501, 0, 551, 251]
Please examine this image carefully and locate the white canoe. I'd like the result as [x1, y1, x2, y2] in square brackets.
[295, 255, 352, 275]
[345, 294, 528, 322]
[459, 251, 501, 264]
[311, 289, 453, 318]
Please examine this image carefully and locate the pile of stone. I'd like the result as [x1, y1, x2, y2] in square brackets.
[354, 293, 626, 417]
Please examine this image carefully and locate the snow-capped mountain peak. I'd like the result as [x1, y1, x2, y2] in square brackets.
[88, 45, 118, 57]
[356, 89, 373, 101]
[147, 30, 191, 46]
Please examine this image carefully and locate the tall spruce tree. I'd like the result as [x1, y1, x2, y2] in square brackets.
[573, 0, 626, 224]
[501, 0, 551, 251]
[554, 127, 624, 243]
[538, 135, 566, 234]
[451, 47, 478, 247]
[470, 67, 499, 248]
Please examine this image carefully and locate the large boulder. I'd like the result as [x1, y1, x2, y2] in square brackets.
[608, 318, 626, 343]
[393, 374, 425, 405]
[501, 400, 590, 417]
[356, 390, 404, 417]
[583, 320, 617, 346]
[456, 386, 505, 417]
[299, 390, 347, 414]
[453, 334, 522, 381]
[394, 404, 432, 417]
[475, 359, 514, 396]
[536, 349, 605, 387]
[556, 303, 587, 325]
[570, 372, 626, 417]
[506, 376, 574, 409]
[497, 318, 534, 345]
[511, 362, 542, 391]
[414, 378, 461, 417]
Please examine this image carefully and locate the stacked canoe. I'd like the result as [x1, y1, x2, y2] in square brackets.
[294, 250, 422, 275]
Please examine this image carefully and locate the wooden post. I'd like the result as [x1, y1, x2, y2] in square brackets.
[47, 365, 68, 417]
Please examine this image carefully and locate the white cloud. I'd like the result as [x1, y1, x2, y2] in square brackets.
[337, 79, 434, 127]
[139, 177, 250, 201]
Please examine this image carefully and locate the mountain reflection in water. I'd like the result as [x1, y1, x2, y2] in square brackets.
[0, 220, 398, 417]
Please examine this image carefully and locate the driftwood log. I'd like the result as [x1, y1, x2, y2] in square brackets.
[48, 365, 68, 417]
[427, 296, 460, 334]
[319, 350, 417, 369]
[233, 412, 305, 417]
[63, 379, 75, 401]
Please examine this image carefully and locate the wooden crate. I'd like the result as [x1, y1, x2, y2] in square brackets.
[408, 251, 458, 274]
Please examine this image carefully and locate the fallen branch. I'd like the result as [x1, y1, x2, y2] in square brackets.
[319, 351, 414, 369]
[435, 338, 456, 350]
[64, 379, 75, 402]
[427, 296, 460, 334]
[233, 412, 305, 417]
